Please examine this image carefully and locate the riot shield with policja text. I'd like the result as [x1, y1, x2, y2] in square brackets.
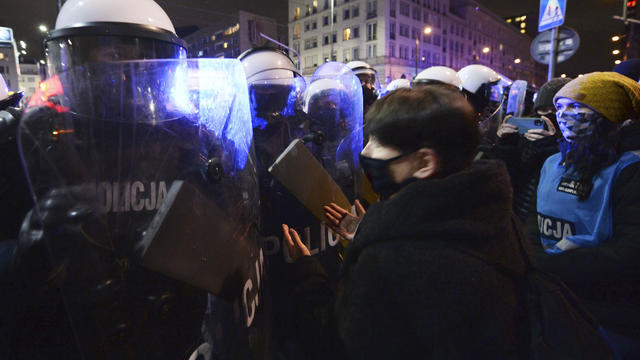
[14, 59, 265, 359]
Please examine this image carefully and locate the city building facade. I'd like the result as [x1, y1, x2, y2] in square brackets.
[288, 0, 546, 86]
[183, 10, 282, 58]
[18, 63, 42, 99]
[0, 27, 20, 92]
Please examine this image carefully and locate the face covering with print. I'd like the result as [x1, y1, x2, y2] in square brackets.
[556, 110, 598, 142]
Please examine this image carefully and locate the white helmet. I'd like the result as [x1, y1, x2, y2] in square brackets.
[302, 78, 346, 113]
[346, 60, 377, 78]
[238, 47, 301, 85]
[414, 66, 462, 89]
[457, 64, 501, 94]
[46, 0, 185, 75]
[385, 79, 411, 92]
[56, 0, 175, 33]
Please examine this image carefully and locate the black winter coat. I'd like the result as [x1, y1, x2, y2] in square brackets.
[486, 133, 559, 223]
[289, 160, 530, 359]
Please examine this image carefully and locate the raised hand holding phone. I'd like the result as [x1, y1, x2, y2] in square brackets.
[523, 115, 557, 141]
[497, 115, 518, 138]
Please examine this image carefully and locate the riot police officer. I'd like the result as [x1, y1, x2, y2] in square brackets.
[4, 0, 262, 359]
[346, 60, 380, 116]
[458, 64, 504, 146]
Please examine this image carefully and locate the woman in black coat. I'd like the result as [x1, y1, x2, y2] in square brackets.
[282, 86, 531, 359]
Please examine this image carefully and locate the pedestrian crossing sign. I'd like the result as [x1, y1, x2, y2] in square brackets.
[538, 0, 566, 32]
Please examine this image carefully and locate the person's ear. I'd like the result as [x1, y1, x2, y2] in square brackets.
[412, 148, 439, 179]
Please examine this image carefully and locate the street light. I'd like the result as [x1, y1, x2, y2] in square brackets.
[615, 60, 622, 65]
[482, 47, 490, 54]
[38, 24, 48, 33]
[612, 35, 621, 41]
[612, 49, 620, 55]
[560, 73, 567, 78]
[514, 58, 521, 64]
[416, 26, 432, 78]
[19, 41, 27, 49]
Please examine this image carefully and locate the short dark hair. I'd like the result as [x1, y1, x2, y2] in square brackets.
[365, 86, 478, 175]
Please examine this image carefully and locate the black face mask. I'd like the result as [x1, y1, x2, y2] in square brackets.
[362, 86, 378, 107]
[360, 152, 416, 199]
[316, 107, 339, 124]
[250, 85, 292, 118]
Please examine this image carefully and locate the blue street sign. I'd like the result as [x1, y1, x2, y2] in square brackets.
[538, 0, 567, 32]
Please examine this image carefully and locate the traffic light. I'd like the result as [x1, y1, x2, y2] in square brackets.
[627, 0, 638, 18]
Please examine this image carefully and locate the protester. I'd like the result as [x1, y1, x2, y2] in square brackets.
[532, 72, 640, 359]
[282, 86, 531, 358]
[490, 77, 571, 222]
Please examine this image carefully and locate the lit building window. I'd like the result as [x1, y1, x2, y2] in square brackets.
[294, 25, 301, 40]
[344, 28, 352, 41]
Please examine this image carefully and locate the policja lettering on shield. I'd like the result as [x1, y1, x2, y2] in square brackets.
[97, 181, 168, 213]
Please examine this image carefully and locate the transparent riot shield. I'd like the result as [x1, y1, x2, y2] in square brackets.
[304, 61, 364, 202]
[15, 59, 263, 359]
[506, 80, 529, 117]
[479, 78, 510, 147]
[244, 68, 312, 357]
[245, 61, 362, 357]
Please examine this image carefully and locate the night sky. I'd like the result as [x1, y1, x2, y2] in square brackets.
[0, 0, 627, 78]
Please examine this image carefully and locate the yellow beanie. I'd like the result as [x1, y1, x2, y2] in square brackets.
[554, 72, 640, 123]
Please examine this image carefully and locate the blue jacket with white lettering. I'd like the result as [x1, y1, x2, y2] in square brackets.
[530, 121, 640, 338]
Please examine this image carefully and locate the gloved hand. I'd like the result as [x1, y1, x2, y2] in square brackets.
[15, 185, 103, 287]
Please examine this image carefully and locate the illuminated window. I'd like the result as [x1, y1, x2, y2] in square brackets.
[224, 24, 239, 36]
[344, 27, 352, 41]
[294, 7, 301, 20]
[293, 25, 301, 40]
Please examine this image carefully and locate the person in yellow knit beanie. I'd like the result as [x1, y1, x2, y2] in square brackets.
[531, 71, 640, 359]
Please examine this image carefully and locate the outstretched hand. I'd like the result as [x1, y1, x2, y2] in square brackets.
[282, 224, 311, 261]
[323, 200, 366, 242]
